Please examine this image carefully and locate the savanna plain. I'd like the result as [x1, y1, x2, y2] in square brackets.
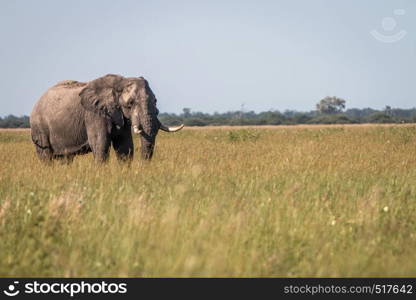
[1, 125, 416, 277]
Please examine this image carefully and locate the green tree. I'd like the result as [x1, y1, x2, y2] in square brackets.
[316, 96, 346, 114]
[182, 108, 191, 118]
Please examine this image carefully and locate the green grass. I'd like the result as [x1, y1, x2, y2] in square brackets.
[1, 125, 416, 277]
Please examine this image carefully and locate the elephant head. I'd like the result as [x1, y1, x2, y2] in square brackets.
[79, 74, 183, 160]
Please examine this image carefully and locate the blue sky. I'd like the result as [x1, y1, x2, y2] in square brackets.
[0, 0, 414, 116]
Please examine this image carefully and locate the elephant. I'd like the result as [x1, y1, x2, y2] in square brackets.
[30, 74, 183, 163]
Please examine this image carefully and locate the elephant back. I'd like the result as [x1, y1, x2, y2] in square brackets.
[54, 80, 87, 88]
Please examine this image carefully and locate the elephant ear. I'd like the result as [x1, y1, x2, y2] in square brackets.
[79, 75, 124, 127]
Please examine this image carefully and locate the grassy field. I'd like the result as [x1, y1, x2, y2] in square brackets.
[1, 125, 416, 277]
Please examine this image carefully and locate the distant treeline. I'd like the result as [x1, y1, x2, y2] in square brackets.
[159, 107, 416, 126]
[2, 107, 416, 128]
[0, 115, 30, 128]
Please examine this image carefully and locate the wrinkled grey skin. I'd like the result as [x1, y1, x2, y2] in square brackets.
[30, 74, 167, 163]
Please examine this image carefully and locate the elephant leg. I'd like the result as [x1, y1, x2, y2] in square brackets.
[35, 145, 53, 163]
[112, 129, 134, 161]
[86, 121, 111, 163]
[90, 137, 111, 163]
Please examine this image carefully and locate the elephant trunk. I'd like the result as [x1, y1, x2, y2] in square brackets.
[131, 107, 142, 134]
[139, 134, 155, 160]
[131, 107, 184, 160]
[140, 116, 159, 160]
[131, 108, 159, 160]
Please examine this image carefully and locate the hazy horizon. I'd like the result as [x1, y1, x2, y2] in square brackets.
[0, 0, 415, 117]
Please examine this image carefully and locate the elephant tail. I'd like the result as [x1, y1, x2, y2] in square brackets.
[31, 127, 52, 150]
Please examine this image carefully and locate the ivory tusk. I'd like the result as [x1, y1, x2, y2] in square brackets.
[133, 125, 142, 134]
[159, 123, 184, 132]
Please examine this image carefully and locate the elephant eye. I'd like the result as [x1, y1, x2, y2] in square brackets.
[126, 99, 134, 107]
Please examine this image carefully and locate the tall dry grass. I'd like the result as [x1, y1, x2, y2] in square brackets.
[1, 125, 416, 277]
